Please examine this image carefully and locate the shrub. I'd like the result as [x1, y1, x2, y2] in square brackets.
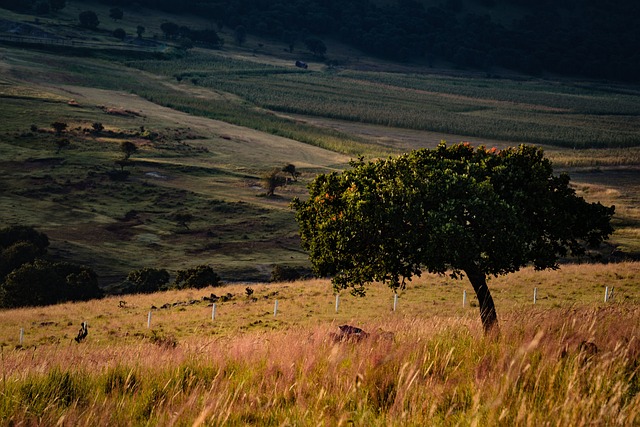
[0, 260, 101, 308]
[270, 265, 303, 282]
[173, 265, 220, 289]
[126, 268, 170, 294]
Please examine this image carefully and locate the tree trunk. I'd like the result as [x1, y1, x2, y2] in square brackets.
[464, 266, 499, 335]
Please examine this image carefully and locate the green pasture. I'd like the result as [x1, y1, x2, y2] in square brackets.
[1, 3, 640, 290]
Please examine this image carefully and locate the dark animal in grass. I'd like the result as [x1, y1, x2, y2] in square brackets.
[332, 324, 369, 342]
[74, 322, 88, 343]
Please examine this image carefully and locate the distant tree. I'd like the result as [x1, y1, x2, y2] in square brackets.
[293, 142, 615, 334]
[51, 121, 67, 136]
[109, 7, 123, 21]
[126, 268, 170, 293]
[270, 265, 302, 282]
[49, 0, 66, 12]
[136, 25, 145, 38]
[91, 122, 104, 134]
[0, 225, 49, 254]
[234, 25, 246, 45]
[78, 10, 99, 29]
[173, 212, 193, 230]
[120, 141, 137, 160]
[0, 241, 42, 280]
[262, 168, 287, 197]
[304, 37, 327, 58]
[282, 164, 300, 181]
[113, 28, 126, 40]
[160, 21, 179, 39]
[55, 138, 70, 153]
[173, 265, 221, 289]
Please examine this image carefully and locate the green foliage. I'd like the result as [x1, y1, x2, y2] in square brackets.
[126, 267, 170, 294]
[173, 265, 220, 289]
[120, 141, 137, 160]
[292, 142, 615, 331]
[270, 265, 302, 282]
[20, 369, 88, 415]
[50, 121, 67, 135]
[0, 260, 102, 308]
[0, 225, 49, 281]
[0, 225, 49, 253]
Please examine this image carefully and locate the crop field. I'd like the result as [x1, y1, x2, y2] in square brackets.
[127, 52, 640, 148]
[0, 262, 639, 425]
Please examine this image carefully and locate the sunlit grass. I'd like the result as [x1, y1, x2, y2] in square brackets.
[0, 263, 638, 425]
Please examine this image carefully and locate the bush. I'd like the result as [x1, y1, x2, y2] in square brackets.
[126, 268, 170, 294]
[0, 225, 49, 253]
[0, 260, 101, 308]
[173, 265, 220, 289]
[271, 265, 303, 282]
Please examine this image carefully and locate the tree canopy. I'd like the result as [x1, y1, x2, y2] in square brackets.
[292, 142, 615, 333]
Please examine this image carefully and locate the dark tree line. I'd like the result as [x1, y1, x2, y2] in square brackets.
[84, 0, 640, 81]
[0, 226, 102, 308]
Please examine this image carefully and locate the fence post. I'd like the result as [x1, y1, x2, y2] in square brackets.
[335, 294, 340, 313]
[274, 300, 278, 316]
[147, 311, 152, 328]
[393, 293, 398, 311]
[463, 290, 467, 307]
[19, 328, 24, 345]
[211, 303, 216, 321]
[533, 287, 538, 304]
[604, 286, 609, 302]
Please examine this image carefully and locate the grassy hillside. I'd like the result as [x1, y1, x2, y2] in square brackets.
[0, 2, 639, 290]
[0, 262, 638, 424]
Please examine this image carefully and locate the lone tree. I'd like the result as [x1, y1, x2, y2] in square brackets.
[51, 121, 67, 136]
[120, 141, 137, 160]
[292, 142, 615, 334]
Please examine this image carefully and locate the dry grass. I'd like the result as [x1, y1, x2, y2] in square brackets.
[0, 263, 638, 425]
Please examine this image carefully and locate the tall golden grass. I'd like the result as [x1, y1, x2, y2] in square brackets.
[0, 262, 638, 425]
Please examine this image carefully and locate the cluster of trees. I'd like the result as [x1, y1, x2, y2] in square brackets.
[88, 0, 639, 81]
[0, 226, 226, 307]
[293, 143, 615, 334]
[124, 265, 221, 294]
[159, 21, 223, 47]
[0, 226, 102, 308]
